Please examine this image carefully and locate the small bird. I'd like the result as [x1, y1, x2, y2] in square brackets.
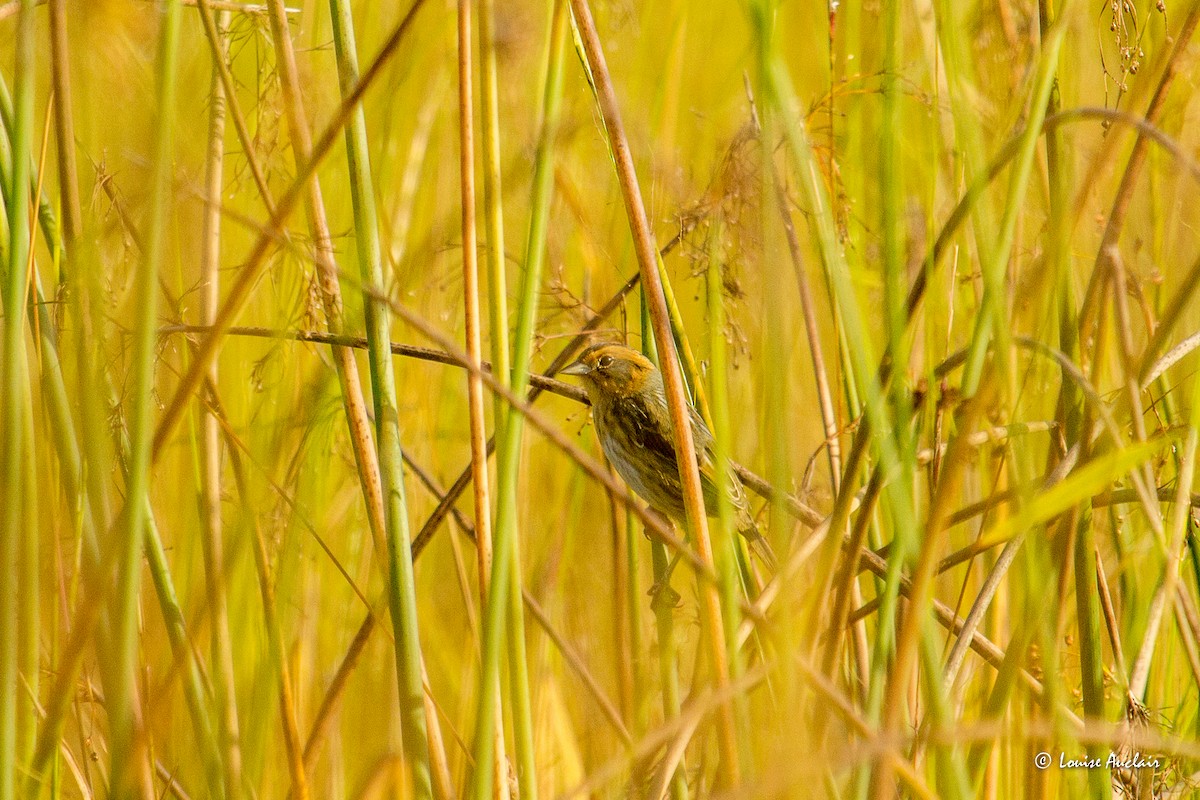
[562, 342, 776, 571]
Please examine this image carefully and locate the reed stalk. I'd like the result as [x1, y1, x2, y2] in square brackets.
[265, 0, 386, 555]
[879, 0, 911, 478]
[241, 488, 310, 800]
[0, 7, 33, 800]
[47, 0, 79, 252]
[639, 293, 688, 800]
[197, 10, 244, 799]
[328, 3, 435, 795]
[704, 224, 751, 771]
[478, 0, 511, 420]
[108, 1, 181, 795]
[567, 0, 741, 783]
[469, 4, 567, 797]
[455, 0, 509, 797]
[1039, 1, 1075, 765]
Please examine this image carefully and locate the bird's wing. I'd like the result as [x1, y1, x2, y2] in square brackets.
[685, 405, 752, 516]
[621, 393, 684, 484]
[687, 405, 754, 519]
[626, 393, 741, 517]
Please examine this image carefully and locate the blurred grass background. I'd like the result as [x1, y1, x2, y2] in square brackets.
[3, 0, 1200, 797]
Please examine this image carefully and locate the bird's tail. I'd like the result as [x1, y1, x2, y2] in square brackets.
[738, 514, 777, 573]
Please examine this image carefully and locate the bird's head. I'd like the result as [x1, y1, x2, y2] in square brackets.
[561, 343, 659, 402]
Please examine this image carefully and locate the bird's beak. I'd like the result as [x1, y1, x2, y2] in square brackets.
[561, 360, 591, 377]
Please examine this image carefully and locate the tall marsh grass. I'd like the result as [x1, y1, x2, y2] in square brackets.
[3, 0, 1200, 797]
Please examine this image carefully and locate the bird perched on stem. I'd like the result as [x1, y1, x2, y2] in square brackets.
[563, 342, 776, 572]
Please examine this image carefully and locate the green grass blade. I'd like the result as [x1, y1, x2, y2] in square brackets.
[109, 0, 182, 796]
[328, 1, 433, 795]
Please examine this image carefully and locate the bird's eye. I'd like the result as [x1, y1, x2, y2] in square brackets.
[597, 354, 614, 370]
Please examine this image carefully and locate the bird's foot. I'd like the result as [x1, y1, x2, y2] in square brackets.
[648, 579, 681, 612]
